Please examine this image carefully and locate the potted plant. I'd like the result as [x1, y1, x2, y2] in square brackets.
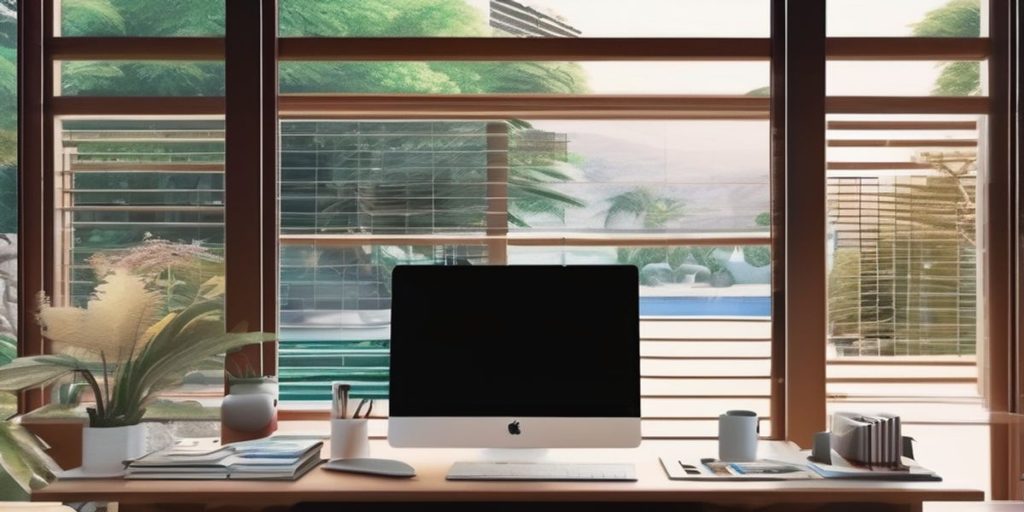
[690, 247, 735, 288]
[0, 271, 271, 476]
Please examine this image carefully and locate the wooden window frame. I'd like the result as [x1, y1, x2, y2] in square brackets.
[15, 0, 1017, 460]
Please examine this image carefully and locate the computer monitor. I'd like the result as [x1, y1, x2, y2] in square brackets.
[388, 265, 641, 448]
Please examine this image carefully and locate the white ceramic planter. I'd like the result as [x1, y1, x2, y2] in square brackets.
[81, 424, 146, 475]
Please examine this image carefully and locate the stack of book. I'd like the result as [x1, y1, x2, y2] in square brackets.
[126, 436, 324, 480]
[830, 412, 902, 467]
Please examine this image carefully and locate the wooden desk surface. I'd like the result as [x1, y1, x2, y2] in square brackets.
[34, 439, 984, 508]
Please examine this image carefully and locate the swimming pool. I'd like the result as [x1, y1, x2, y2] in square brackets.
[639, 296, 770, 317]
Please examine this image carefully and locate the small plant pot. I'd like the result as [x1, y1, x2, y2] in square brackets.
[221, 393, 278, 444]
[81, 424, 146, 476]
[330, 419, 369, 460]
[709, 271, 735, 288]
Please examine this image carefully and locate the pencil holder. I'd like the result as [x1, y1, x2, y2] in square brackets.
[330, 419, 369, 460]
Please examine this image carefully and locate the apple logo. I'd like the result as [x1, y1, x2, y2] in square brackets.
[507, 420, 521, 435]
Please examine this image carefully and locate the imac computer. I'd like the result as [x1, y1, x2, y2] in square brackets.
[388, 264, 641, 454]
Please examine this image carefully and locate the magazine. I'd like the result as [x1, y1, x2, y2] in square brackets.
[659, 457, 822, 481]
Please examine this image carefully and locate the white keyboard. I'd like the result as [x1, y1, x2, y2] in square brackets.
[446, 461, 637, 481]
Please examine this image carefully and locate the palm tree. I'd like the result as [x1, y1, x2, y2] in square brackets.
[604, 188, 685, 230]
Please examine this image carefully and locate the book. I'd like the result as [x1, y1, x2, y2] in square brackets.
[659, 458, 822, 481]
[805, 451, 940, 481]
[126, 436, 324, 480]
[830, 412, 903, 467]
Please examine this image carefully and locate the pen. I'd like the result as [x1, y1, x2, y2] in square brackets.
[332, 383, 351, 419]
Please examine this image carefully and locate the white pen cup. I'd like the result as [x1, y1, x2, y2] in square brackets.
[330, 419, 369, 460]
[718, 410, 759, 462]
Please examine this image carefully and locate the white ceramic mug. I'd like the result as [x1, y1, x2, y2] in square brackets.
[718, 410, 759, 462]
[330, 419, 369, 460]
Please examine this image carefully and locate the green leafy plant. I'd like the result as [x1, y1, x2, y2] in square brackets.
[0, 422, 59, 501]
[0, 271, 271, 428]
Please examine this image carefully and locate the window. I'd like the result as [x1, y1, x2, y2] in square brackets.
[13, 1, 1019, 498]
[823, 0, 1000, 494]
[275, 0, 773, 440]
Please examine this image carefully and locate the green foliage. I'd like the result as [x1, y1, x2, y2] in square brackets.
[0, 336, 13, 367]
[689, 247, 727, 275]
[279, 0, 486, 37]
[0, 164, 14, 234]
[0, 422, 58, 501]
[743, 246, 770, 268]
[912, 0, 981, 96]
[912, 0, 980, 37]
[0, 277, 271, 427]
[743, 213, 771, 267]
[604, 188, 685, 230]
[931, 61, 981, 96]
[746, 86, 770, 97]
[63, 0, 127, 36]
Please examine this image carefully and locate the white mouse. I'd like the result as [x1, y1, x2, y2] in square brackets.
[322, 458, 416, 478]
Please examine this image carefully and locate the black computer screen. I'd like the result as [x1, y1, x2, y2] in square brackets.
[389, 265, 640, 418]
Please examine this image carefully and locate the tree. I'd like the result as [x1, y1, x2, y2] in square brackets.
[912, 0, 981, 96]
[604, 188, 685, 230]
[604, 188, 687, 274]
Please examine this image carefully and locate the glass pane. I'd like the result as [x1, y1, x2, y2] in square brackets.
[508, 120, 769, 233]
[0, 0, 16, 420]
[61, 0, 225, 36]
[60, 61, 224, 96]
[827, 61, 986, 97]
[825, 113, 984, 414]
[509, 245, 771, 307]
[278, 118, 774, 438]
[278, 243, 489, 402]
[279, 0, 769, 38]
[827, 0, 985, 37]
[280, 120, 770, 236]
[279, 61, 769, 95]
[55, 118, 225, 416]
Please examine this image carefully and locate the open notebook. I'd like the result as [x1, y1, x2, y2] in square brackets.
[126, 436, 324, 480]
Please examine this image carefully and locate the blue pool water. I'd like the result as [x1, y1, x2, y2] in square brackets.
[639, 296, 770, 317]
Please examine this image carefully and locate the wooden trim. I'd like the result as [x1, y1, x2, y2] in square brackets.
[17, 0, 46, 413]
[57, 206, 223, 213]
[224, 0, 265, 378]
[827, 120, 978, 130]
[507, 233, 769, 246]
[826, 96, 989, 114]
[986, 0, 1014, 500]
[826, 37, 990, 60]
[826, 377, 978, 384]
[261, 0, 280, 377]
[49, 37, 225, 60]
[279, 94, 770, 120]
[49, 95, 987, 119]
[827, 139, 977, 148]
[51, 97, 225, 116]
[278, 233, 770, 247]
[784, 0, 827, 448]
[485, 122, 509, 264]
[768, 0, 786, 442]
[68, 162, 223, 172]
[826, 162, 936, 170]
[278, 37, 771, 61]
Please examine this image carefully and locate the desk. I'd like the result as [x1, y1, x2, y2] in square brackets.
[34, 440, 983, 512]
